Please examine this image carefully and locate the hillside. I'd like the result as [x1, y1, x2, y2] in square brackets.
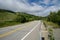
[0, 9, 40, 28]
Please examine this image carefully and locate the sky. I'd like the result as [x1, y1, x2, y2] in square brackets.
[0, 0, 60, 16]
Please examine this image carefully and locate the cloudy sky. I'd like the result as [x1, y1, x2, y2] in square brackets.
[0, 0, 60, 16]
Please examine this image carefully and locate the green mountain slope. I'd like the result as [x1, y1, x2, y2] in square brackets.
[0, 9, 40, 28]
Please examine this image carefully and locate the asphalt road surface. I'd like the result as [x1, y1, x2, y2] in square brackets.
[53, 29, 60, 40]
[0, 21, 41, 40]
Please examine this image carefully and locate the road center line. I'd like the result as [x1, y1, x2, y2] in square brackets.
[0, 21, 39, 38]
[0, 27, 24, 38]
[0, 22, 34, 38]
[21, 22, 40, 40]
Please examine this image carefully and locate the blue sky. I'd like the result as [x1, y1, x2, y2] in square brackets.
[0, 0, 60, 16]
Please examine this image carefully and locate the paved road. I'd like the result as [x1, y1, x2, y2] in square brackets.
[53, 29, 60, 40]
[0, 21, 41, 40]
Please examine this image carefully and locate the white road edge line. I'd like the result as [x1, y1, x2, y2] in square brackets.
[21, 21, 40, 40]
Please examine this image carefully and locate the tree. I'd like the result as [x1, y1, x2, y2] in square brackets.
[47, 10, 60, 25]
[15, 14, 26, 23]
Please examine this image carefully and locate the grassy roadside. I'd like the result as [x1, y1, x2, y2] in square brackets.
[48, 28, 55, 40]
[43, 20, 60, 28]
[0, 21, 21, 28]
[43, 20, 60, 40]
[0, 20, 36, 28]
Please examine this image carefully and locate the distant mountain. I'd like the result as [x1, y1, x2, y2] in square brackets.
[0, 9, 17, 22]
[0, 9, 15, 13]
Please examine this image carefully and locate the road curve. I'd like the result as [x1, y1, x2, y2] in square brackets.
[0, 20, 41, 40]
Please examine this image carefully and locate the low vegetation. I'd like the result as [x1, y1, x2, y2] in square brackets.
[43, 21, 59, 28]
[48, 28, 55, 40]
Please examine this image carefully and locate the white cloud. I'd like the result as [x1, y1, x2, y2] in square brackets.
[29, 3, 44, 11]
[43, 0, 51, 4]
[0, 0, 60, 16]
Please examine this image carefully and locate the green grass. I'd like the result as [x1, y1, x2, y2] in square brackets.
[0, 21, 20, 28]
[43, 21, 60, 28]
[0, 12, 17, 21]
[0, 11, 18, 28]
